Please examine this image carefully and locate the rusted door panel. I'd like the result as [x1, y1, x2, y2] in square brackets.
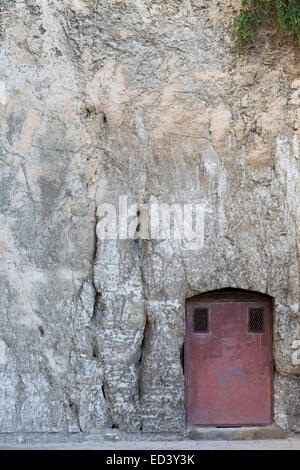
[186, 300, 272, 426]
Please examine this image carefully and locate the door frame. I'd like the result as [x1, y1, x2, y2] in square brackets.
[184, 288, 274, 427]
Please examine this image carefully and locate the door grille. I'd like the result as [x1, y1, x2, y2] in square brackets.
[194, 308, 209, 332]
[249, 308, 264, 333]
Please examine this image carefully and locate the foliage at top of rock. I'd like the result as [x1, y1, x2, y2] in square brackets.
[234, 0, 300, 55]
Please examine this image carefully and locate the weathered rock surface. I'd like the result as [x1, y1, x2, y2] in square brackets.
[0, 0, 299, 435]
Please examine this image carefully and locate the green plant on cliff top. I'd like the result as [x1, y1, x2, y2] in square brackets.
[234, 0, 300, 55]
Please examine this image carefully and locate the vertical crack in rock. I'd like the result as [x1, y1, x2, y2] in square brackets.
[68, 400, 83, 433]
[90, 205, 102, 361]
[137, 311, 149, 432]
[89, 206, 114, 429]
[180, 343, 185, 375]
[90, 291, 101, 360]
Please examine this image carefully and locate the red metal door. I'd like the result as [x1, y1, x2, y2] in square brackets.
[185, 294, 272, 426]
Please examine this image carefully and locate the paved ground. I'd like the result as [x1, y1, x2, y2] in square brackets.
[0, 438, 300, 450]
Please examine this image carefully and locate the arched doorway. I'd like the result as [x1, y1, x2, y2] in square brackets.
[185, 289, 273, 426]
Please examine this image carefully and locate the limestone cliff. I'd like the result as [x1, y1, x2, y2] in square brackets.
[0, 0, 299, 435]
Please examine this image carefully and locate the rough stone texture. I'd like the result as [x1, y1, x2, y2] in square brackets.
[0, 0, 299, 436]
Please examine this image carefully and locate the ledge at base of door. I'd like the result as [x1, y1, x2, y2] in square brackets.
[187, 425, 285, 441]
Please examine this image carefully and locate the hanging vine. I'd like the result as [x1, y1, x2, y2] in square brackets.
[233, 0, 300, 55]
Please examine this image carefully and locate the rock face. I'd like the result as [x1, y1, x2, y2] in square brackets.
[0, 0, 299, 435]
